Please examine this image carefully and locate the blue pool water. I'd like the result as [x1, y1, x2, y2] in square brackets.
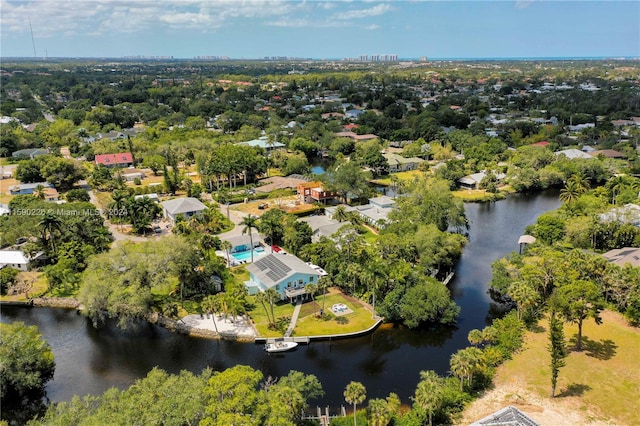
[231, 248, 265, 262]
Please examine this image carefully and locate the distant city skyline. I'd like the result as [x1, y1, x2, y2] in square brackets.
[1, 1, 638, 59]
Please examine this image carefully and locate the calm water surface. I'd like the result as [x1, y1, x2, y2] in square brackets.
[0, 191, 562, 407]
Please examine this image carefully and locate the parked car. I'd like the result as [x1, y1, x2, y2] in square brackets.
[258, 203, 269, 210]
[152, 225, 162, 234]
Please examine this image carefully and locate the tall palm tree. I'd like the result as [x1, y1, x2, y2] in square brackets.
[255, 291, 273, 325]
[38, 211, 62, 253]
[264, 287, 279, 325]
[317, 276, 331, 316]
[221, 240, 233, 267]
[344, 381, 366, 426]
[258, 210, 284, 252]
[305, 283, 317, 312]
[240, 214, 259, 263]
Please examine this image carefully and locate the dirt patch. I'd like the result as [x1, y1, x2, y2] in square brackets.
[457, 380, 616, 426]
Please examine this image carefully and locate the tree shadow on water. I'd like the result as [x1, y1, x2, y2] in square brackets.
[557, 383, 591, 398]
[568, 335, 617, 360]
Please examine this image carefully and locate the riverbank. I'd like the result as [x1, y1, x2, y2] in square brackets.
[458, 310, 640, 425]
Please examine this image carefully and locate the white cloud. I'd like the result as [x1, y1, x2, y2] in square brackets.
[0, 0, 309, 38]
[515, 0, 535, 9]
[333, 3, 392, 20]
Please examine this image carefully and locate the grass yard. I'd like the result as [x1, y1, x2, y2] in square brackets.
[292, 292, 378, 337]
[250, 298, 297, 337]
[452, 189, 508, 202]
[462, 310, 640, 425]
[0, 271, 48, 302]
[371, 170, 425, 186]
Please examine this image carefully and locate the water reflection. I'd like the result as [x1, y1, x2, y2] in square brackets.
[0, 190, 562, 407]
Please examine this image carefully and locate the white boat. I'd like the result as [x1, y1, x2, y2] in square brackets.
[264, 341, 298, 353]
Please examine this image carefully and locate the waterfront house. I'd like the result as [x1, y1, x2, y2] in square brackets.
[0, 250, 32, 271]
[470, 405, 540, 426]
[244, 253, 322, 300]
[383, 152, 424, 172]
[161, 197, 207, 223]
[458, 171, 506, 190]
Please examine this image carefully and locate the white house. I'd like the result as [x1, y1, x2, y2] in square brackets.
[161, 197, 207, 223]
[0, 250, 31, 271]
[244, 253, 322, 301]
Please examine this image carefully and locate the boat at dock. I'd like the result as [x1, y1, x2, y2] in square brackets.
[264, 341, 298, 353]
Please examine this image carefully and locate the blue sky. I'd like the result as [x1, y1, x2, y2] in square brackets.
[1, 1, 638, 59]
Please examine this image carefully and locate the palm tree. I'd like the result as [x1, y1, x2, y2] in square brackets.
[567, 173, 590, 194]
[258, 211, 284, 252]
[449, 347, 483, 391]
[305, 283, 318, 313]
[255, 291, 273, 325]
[413, 370, 444, 426]
[333, 205, 349, 223]
[33, 184, 46, 200]
[200, 234, 218, 261]
[367, 398, 390, 426]
[317, 276, 331, 316]
[344, 381, 366, 426]
[38, 211, 62, 253]
[559, 180, 580, 205]
[221, 240, 233, 266]
[264, 287, 280, 325]
[201, 295, 220, 333]
[240, 214, 259, 263]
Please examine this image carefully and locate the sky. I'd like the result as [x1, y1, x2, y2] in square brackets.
[1, 0, 639, 59]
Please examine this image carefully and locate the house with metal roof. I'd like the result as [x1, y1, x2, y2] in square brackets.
[236, 136, 285, 154]
[0, 250, 32, 271]
[598, 203, 640, 227]
[383, 152, 424, 172]
[470, 406, 540, 426]
[11, 148, 50, 159]
[244, 253, 322, 300]
[458, 171, 507, 190]
[161, 197, 207, 223]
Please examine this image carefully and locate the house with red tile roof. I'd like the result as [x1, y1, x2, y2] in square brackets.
[95, 152, 134, 168]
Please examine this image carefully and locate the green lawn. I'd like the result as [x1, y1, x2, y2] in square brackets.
[491, 310, 640, 425]
[452, 189, 508, 202]
[371, 170, 425, 186]
[292, 293, 378, 337]
[250, 298, 296, 337]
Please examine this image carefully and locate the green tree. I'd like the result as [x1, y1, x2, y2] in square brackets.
[201, 295, 221, 333]
[449, 347, 483, 391]
[258, 208, 286, 251]
[548, 311, 567, 398]
[240, 214, 259, 263]
[344, 381, 366, 426]
[221, 239, 233, 267]
[413, 370, 445, 426]
[0, 322, 55, 424]
[552, 280, 604, 351]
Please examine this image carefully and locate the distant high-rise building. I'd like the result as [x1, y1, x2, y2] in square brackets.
[419, 56, 428, 62]
[360, 55, 368, 62]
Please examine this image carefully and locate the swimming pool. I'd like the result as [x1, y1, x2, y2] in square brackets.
[231, 247, 265, 262]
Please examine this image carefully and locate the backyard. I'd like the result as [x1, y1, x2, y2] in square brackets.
[250, 287, 379, 338]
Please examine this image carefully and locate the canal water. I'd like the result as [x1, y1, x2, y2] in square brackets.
[0, 191, 562, 408]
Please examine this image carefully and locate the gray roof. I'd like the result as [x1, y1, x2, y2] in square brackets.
[602, 247, 640, 267]
[224, 232, 261, 248]
[12, 148, 49, 158]
[9, 182, 52, 192]
[555, 149, 593, 159]
[161, 197, 207, 215]
[470, 406, 540, 426]
[247, 253, 320, 288]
